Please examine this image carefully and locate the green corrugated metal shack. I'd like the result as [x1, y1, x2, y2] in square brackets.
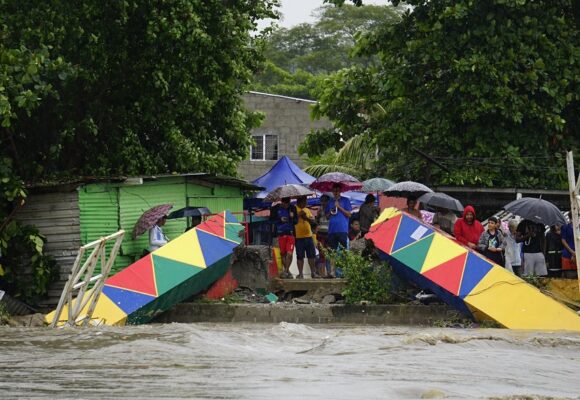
[15, 174, 260, 308]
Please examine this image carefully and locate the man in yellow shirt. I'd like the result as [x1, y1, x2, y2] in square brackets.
[295, 196, 317, 279]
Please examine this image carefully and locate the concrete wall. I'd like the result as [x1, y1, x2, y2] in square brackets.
[156, 303, 455, 325]
[239, 91, 333, 181]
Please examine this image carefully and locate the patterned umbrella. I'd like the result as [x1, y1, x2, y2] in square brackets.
[309, 172, 363, 193]
[383, 181, 433, 198]
[132, 204, 173, 240]
[503, 197, 565, 226]
[362, 177, 396, 193]
[264, 184, 315, 202]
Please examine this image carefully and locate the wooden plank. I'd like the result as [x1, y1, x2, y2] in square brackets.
[17, 212, 80, 221]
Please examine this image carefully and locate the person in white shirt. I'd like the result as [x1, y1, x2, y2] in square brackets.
[504, 219, 522, 275]
[149, 215, 169, 252]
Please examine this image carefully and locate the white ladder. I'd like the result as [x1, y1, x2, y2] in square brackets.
[50, 230, 125, 327]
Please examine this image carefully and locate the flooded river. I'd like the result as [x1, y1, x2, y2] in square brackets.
[1, 323, 579, 399]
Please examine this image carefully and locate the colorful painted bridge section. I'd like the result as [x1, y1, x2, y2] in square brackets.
[46, 211, 243, 326]
[366, 208, 580, 331]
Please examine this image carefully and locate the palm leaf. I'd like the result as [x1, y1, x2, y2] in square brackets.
[335, 133, 375, 170]
[303, 164, 360, 177]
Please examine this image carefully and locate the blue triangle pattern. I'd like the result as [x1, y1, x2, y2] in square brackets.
[102, 285, 155, 315]
[224, 210, 238, 223]
[197, 229, 239, 266]
[458, 252, 494, 298]
[391, 215, 434, 253]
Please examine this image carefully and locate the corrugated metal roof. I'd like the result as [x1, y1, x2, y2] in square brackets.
[25, 173, 263, 192]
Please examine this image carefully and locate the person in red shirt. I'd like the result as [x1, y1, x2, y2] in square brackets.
[453, 205, 484, 250]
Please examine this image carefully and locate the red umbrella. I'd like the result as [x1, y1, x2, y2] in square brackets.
[132, 204, 173, 240]
[309, 172, 363, 192]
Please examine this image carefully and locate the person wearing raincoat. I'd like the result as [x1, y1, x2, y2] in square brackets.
[453, 205, 484, 250]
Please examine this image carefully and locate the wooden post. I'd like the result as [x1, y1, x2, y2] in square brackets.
[565, 151, 580, 292]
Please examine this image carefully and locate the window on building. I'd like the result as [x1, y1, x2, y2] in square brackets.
[250, 134, 278, 161]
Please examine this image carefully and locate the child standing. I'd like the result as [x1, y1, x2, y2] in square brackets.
[477, 216, 506, 267]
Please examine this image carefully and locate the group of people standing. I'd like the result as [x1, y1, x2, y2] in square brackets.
[453, 206, 577, 278]
[270, 183, 360, 279]
[270, 189, 577, 280]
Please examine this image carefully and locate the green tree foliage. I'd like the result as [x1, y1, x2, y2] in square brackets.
[0, 0, 277, 302]
[304, 0, 580, 188]
[0, 41, 68, 303]
[0, 0, 277, 181]
[252, 3, 402, 98]
[0, 221, 57, 305]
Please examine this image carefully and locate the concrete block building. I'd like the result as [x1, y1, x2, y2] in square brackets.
[238, 91, 332, 181]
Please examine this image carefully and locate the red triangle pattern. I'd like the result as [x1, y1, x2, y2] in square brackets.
[365, 214, 402, 255]
[422, 252, 468, 295]
[104, 254, 158, 297]
[196, 214, 225, 237]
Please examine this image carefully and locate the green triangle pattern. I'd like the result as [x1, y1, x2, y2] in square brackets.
[152, 255, 204, 296]
[225, 223, 242, 243]
[391, 234, 435, 273]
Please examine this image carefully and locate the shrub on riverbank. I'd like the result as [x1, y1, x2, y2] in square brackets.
[328, 249, 394, 305]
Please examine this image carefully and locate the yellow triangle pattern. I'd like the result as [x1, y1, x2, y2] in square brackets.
[373, 207, 401, 225]
[420, 233, 467, 274]
[154, 228, 206, 268]
[45, 288, 128, 327]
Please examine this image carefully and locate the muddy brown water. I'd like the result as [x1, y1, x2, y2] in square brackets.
[1, 323, 579, 399]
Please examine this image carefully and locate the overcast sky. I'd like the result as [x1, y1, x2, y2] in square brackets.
[261, 0, 387, 29]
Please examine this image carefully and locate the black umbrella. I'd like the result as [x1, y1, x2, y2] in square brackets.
[503, 197, 566, 226]
[418, 192, 464, 213]
[167, 206, 211, 219]
[383, 181, 433, 198]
